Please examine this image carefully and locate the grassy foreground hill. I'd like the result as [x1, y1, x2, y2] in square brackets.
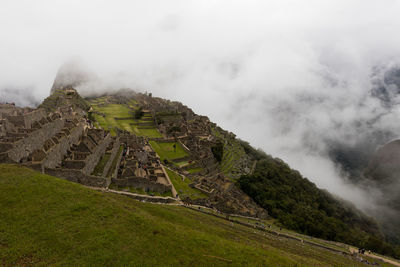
[0, 164, 390, 266]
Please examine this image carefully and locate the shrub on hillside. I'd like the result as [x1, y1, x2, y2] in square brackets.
[135, 107, 144, 119]
[167, 126, 181, 134]
[211, 141, 224, 162]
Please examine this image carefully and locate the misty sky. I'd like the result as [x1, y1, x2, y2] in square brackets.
[2, 0, 400, 209]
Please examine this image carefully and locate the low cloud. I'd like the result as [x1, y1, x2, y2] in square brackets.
[1, 0, 400, 216]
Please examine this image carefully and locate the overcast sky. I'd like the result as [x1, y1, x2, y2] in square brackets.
[2, 0, 400, 209]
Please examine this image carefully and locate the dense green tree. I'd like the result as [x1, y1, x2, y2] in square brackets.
[134, 107, 144, 119]
[238, 156, 399, 258]
[211, 141, 224, 162]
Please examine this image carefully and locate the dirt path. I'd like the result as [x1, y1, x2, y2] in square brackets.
[349, 247, 400, 266]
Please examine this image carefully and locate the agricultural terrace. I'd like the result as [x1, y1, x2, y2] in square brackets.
[187, 167, 203, 174]
[212, 127, 247, 178]
[149, 141, 188, 163]
[165, 168, 207, 199]
[91, 153, 111, 176]
[90, 101, 162, 138]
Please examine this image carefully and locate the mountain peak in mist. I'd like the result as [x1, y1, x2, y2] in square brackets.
[50, 60, 98, 94]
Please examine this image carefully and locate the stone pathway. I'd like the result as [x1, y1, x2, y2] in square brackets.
[349, 247, 400, 266]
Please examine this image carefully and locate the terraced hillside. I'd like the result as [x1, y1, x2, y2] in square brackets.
[39, 88, 90, 113]
[89, 99, 162, 138]
[149, 141, 188, 165]
[212, 127, 253, 179]
[0, 164, 393, 266]
[165, 168, 207, 199]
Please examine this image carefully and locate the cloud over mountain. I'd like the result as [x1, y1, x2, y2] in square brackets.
[2, 0, 400, 217]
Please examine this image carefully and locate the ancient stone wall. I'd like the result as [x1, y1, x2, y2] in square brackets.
[45, 168, 108, 187]
[23, 109, 46, 129]
[7, 118, 65, 162]
[0, 122, 5, 137]
[111, 176, 172, 193]
[0, 105, 18, 118]
[0, 152, 10, 162]
[5, 109, 46, 129]
[0, 143, 13, 152]
[6, 115, 25, 127]
[43, 123, 85, 168]
[199, 156, 217, 168]
[111, 145, 124, 179]
[102, 137, 120, 178]
[82, 133, 112, 175]
[107, 189, 177, 204]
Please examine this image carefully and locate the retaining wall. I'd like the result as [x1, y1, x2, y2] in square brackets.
[7, 118, 65, 162]
[82, 133, 112, 175]
[111, 145, 124, 179]
[102, 137, 120, 178]
[107, 189, 177, 204]
[111, 176, 172, 193]
[43, 123, 85, 168]
[23, 109, 47, 129]
[5, 109, 46, 129]
[45, 168, 108, 187]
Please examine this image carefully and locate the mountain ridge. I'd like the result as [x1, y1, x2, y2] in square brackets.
[0, 68, 399, 260]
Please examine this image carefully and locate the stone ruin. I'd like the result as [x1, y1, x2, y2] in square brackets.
[111, 131, 172, 194]
[0, 103, 172, 195]
[0, 85, 266, 218]
[186, 173, 268, 219]
[0, 104, 65, 163]
[131, 94, 221, 175]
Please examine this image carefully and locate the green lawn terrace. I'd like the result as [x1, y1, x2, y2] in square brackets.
[154, 111, 183, 125]
[212, 127, 253, 179]
[90, 103, 133, 135]
[148, 140, 190, 166]
[88, 96, 109, 105]
[187, 167, 203, 174]
[90, 140, 123, 179]
[129, 110, 163, 138]
[89, 101, 162, 138]
[220, 141, 247, 177]
[0, 164, 389, 266]
[127, 98, 138, 109]
[165, 168, 207, 200]
[178, 160, 204, 176]
[91, 153, 111, 176]
[107, 145, 124, 177]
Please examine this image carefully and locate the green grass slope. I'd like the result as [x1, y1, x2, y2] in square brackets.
[149, 141, 188, 161]
[165, 168, 207, 200]
[0, 164, 374, 266]
[90, 102, 162, 138]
